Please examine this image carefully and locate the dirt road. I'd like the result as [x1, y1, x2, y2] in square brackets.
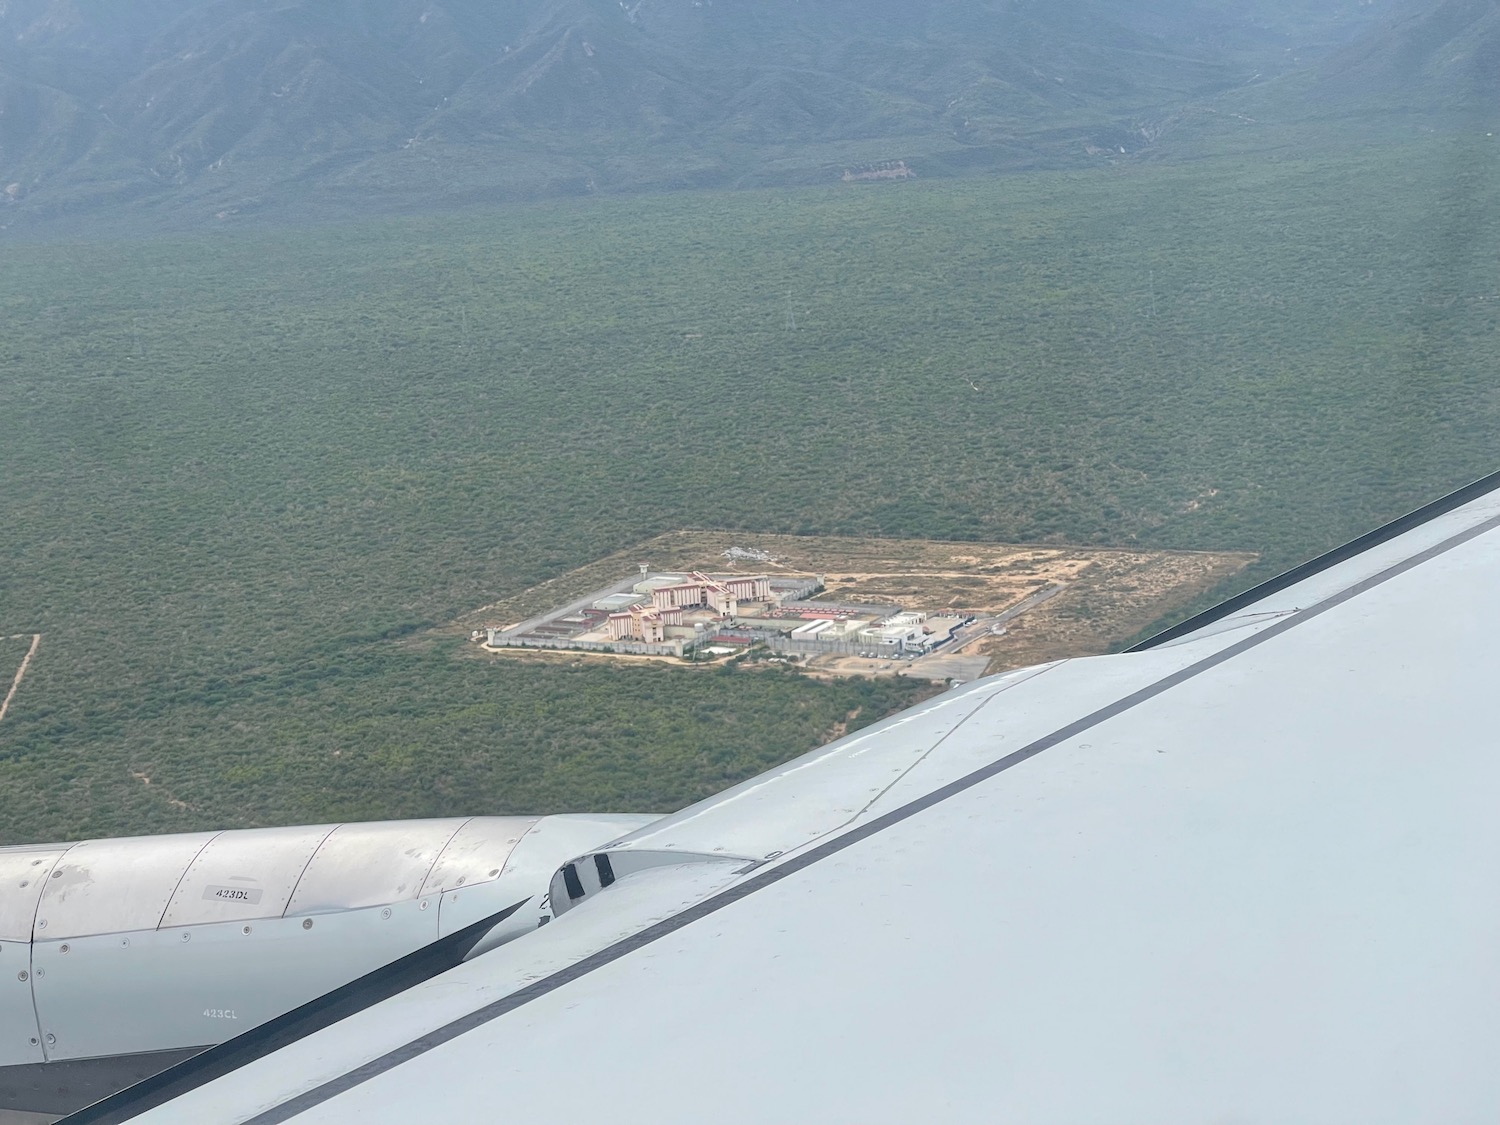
[0, 633, 40, 725]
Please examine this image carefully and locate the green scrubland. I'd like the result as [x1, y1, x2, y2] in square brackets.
[1, 133, 1496, 842]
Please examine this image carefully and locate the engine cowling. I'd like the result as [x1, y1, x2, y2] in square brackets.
[0, 813, 654, 1117]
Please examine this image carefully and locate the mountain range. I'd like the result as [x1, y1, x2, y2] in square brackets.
[0, 0, 1488, 231]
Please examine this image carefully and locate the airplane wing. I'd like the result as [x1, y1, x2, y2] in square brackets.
[69, 470, 1500, 1125]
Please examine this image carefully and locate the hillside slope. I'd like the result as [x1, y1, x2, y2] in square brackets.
[0, 0, 1404, 230]
[1310, 0, 1500, 109]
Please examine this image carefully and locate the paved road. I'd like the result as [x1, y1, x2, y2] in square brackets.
[941, 582, 1067, 654]
[905, 582, 1070, 680]
[992, 582, 1068, 626]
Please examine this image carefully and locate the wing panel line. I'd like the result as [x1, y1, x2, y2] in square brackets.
[117, 508, 1500, 1125]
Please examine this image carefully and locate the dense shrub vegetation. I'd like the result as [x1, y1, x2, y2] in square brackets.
[1, 134, 1496, 842]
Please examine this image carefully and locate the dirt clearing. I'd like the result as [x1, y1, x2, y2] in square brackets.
[446, 533, 1255, 677]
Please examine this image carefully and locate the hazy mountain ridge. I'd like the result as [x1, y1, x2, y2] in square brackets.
[1310, 0, 1500, 106]
[0, 0, 1436, 230]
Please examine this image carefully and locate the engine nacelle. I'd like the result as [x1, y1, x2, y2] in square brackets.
[0, 813, 654, 1117]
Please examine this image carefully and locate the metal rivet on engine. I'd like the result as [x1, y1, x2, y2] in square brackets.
[50, 870, 61, 878]
[242, 925, 252, 935]
[33, 969, 42, 979]
[45, 1034, 55, 1045]
[58, 944, 69, 955]
[419, 900, 428, 911]
[120, 938, 129, 948]
[381, 908, 391, 920]
[35, 920, 45, 930]
[488, 869, 499, 877]
[17, 971, 27, 982]
[18, 880, 27, 888]
[28, 1037, 37, 1045]
[180, 932, 191, 943]
[455, 876, 466, 886]
[302, 918, 313, 930]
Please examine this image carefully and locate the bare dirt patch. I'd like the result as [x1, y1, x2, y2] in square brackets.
[969, 548, 1252, 672]
[129, 770, 195, 812]
[443, 533, 1255, 677]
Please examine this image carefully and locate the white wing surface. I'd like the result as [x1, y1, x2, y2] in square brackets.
[77, 473, 1500, 1125]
